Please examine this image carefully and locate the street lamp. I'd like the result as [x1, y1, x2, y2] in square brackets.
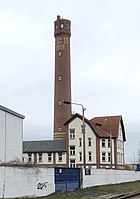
[109, 131, 113, 168]
[63, 100, 86, 168]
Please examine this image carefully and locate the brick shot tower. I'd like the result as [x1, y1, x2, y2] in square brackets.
[53, 15, 72, 140]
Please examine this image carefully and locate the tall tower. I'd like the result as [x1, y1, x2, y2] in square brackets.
[53, 15, 72, 140]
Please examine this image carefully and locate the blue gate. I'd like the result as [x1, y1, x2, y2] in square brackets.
[55, 167, 81, 191]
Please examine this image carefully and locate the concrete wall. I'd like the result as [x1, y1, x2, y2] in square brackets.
[83, 168, 140, 188]
[1, 166, 140, 198]
[0, 109, 23, 163]
[0, 165, 55, 198]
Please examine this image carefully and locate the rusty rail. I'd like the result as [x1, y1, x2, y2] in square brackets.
[103, 191, 140, 199]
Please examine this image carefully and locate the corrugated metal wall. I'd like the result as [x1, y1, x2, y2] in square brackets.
[55, 167, 80, 191]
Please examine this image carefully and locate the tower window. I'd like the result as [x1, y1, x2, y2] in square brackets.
[58, 100, 62, 106]
[58, 127, 62, 131]
[58, 75, 62, 81]
[58, 51, 62, 57]
[61, 23, 64, 28]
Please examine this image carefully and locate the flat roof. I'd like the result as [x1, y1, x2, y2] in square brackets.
[0, 105, 25, 119]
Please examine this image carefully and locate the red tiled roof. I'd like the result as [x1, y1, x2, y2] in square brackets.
[90, 115, 126, 141]
[64, 114, 126, 141]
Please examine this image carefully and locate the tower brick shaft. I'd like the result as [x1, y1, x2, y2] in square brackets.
[53, 15, 71, 140]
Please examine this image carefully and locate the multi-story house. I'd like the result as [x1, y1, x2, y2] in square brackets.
[23, 114, 126, 169]
[64, 113, 126, 169]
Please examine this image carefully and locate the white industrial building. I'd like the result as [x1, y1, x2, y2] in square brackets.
[0, 105, 25, 163]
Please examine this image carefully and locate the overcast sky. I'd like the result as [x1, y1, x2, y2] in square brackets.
[0, 0, 140, 163]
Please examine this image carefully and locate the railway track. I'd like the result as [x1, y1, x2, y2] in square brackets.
[99, 191, 140, 199]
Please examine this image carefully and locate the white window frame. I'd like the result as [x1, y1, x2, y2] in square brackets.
[38, 153, 43, 162]
[102, 139, 106, 148]
[108, 139, 111, 148]
[58, 152, 62, 162]
[88, 138, 92, 147]
[28, 153, 32, 163]
[70, 129, 75, 139]
[79, 152, 82, 162]
[108, 152, 111, 162]
[88, 152, 92, 161]
[47, 152, 52, 162]
[102, 152, 106, 162]
[79, 138, 82, 147]
[70, 159, 75, 168]
[70, 146, 75, 156]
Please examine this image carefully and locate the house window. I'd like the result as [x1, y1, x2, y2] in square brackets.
[79, 138, 82, 147]
[70, 159, 75, 167]
[88, 138, 92, 146]
[58, 153, 62, 162]
[108, 152, 111, 162]
[88, 152, 92, 161]
[102, 139, 106, 147]
[102, 152, 106, 162]
[70, 129, 75, 139]
[70, 146, 75, 156]
[28, 153, 32, 163]
[38, 153, 42, 162]
[48, 153, 52, 162]
[108, 139, 111, 147]
[79, 152, 82, 162]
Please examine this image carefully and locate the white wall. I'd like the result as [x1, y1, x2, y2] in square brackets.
[0, 110, 6, 163]
[0, 109, 23, 163]
[69, 117, 96, 167]
[83, 168, 140, 188]
[23, 152, 67, 165]
[0, 166, 55, 198]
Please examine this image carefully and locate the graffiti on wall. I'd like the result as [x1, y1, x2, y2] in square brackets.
[37, 182, 48, 190]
